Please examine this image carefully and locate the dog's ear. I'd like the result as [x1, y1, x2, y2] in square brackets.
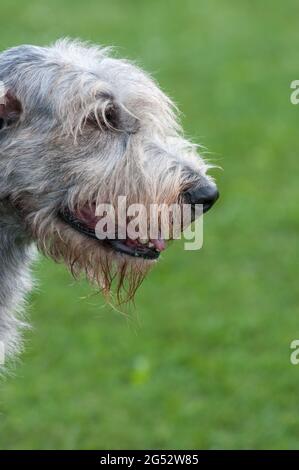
[0, 89, 22, 128]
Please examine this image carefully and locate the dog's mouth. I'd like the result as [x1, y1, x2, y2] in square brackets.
[59, 207, 165, 260]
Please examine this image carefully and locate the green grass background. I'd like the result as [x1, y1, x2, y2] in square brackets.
[1, 0, 299, 449]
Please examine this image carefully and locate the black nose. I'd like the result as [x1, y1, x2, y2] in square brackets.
[183, 183, 219, 213]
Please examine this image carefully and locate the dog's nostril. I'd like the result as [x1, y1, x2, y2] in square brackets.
[183, 184, 219, 213]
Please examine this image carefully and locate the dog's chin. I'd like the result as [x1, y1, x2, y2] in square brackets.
[58, 207, 162, 261]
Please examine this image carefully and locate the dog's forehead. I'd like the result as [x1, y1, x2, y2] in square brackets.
[0, 39, 179, 132]
[46, 42, 172, 114]
[45, 42, 157, 95]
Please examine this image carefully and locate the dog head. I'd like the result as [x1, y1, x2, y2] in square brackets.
[0, 39, 219, 301]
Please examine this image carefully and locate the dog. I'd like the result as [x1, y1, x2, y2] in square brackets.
[0, 39, 219, 360]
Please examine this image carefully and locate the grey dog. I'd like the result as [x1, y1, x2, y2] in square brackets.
[0, 39, 219, 360]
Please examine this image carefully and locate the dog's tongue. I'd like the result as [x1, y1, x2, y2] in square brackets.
[78, 206, 98, 228]
[126, 238, 166, 252]
[151, 238, 166, 252]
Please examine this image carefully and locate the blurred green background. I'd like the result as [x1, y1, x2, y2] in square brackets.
[1, 0, 299, 450]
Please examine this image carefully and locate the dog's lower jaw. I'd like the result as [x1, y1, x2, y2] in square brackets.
[0, 202, 37, 363]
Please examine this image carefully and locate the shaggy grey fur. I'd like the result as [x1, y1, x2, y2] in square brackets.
[0, 39, 217, 360]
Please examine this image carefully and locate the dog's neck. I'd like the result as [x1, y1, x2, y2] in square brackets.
[0, 200, 36, 359]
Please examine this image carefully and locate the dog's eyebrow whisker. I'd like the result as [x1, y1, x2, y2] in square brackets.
[119, 102, 140, 122]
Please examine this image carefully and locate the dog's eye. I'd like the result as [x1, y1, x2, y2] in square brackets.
[104, 103, 119, 129]
[86, 103, 119, 131]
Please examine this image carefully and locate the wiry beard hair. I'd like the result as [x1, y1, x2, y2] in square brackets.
[33, 216, 154, 304]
